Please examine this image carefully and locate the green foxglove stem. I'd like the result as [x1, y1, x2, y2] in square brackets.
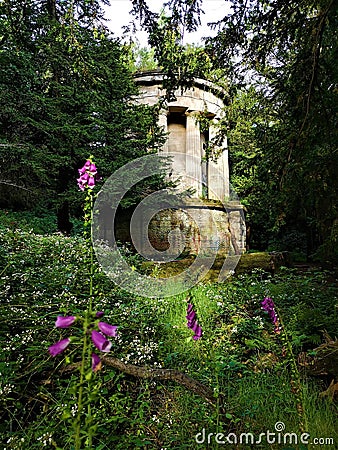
[74, 189, 95, 450]
[0, 262, 10, 277]
[86, 189, 94, 447]
[211, 347, 221, 432]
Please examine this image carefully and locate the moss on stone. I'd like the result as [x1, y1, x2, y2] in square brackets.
[235, 252, 272, 275]
[141, 251, 290, 282]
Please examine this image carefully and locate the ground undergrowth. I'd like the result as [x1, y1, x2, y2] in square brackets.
[0, 228, 337, 449]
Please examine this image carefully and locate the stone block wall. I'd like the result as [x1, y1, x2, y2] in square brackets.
[146, 202, 246, 259]
[132, 71, 246, 257]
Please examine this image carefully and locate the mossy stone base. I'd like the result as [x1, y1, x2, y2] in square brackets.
[142, 251, 291, 282]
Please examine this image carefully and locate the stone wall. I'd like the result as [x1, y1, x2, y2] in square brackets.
[133, 71, 246, 257]
[134, 71, 229, 201]
[145, 201, 246, 258]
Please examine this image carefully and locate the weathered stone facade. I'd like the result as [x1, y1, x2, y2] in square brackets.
[134, 71, 246, 257]
[134, 71, 229, 200]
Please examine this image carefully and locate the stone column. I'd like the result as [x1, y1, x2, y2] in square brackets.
[208, 120, 229, 200]
[185, 111, 202, 197]
[158, 110, 169, 153]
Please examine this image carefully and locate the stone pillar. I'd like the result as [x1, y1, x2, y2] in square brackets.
[208, 120, 229, 200]
[158, 110, 169, 153]
[185, 111, 202, 197]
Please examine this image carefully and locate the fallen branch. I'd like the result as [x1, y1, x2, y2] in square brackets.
[103, 356, 215, 405]
[0, 180, 34, 192]
[61, 356, 215, 405]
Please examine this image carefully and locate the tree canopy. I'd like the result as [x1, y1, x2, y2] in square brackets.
[0, 0, 165, 230]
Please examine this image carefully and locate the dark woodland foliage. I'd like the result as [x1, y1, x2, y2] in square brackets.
[0, 0, 165, 228]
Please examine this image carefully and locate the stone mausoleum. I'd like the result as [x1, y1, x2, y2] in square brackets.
[133, 70, 246, 258]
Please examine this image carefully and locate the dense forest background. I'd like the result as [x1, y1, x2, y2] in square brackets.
[1, 0, 337, 261]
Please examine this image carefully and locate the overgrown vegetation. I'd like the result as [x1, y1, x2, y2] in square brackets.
[1, 0, 337, 258]
[1, 228, 337, 448]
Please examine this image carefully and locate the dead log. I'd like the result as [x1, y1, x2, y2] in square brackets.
[61, 356, 215, 405]
[102, 356, 215, 405]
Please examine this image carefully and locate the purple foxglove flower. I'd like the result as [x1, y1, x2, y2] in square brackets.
[91, 330, 112, 352]
[187, 318, 197, 329]
[191, 320, 201, 334]
[186, 310, 196, 322]
[78, 160, 91, 175]
[187, 303, 194, 314]
[96, 311, 104, 318]
[187, 320, 196, 329]
[262, 298, 274, 315]
[261, 297, 281, 333]
[49, 338, 70, 356]
[89, 163, 97, 174]
[187, 310, 196, 320]
[80, 172, 90, 182]
[77, 180, 85, 191]
[262, 297, 274, 310]
[77, 174, 88, 191]
[55, 315, 76, 328]
[98, 322, 118, 337]
[196, 325, 203, 336]
[193, 326, 202, 340]
[186, 302, 202, 340]
[77, 159, 99, 190]
[87, 175, 95, 189]
[92, 353, 102, 372]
